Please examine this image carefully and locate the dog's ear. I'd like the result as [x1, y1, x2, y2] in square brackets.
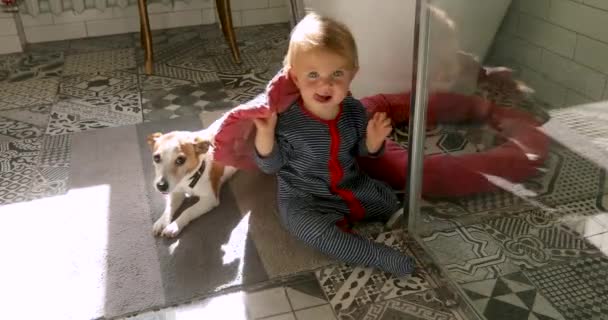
[193, 137, 211, 155]
[147, 132, 162, 150]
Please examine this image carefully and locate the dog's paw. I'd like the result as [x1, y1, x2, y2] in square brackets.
[153, 217, 170, 236]
[161, 222, 181, 238]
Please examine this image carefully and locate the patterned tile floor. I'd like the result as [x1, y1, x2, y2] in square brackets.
[2, 23, 608, 320]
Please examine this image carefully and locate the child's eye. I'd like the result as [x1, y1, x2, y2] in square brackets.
[307, 72, 319, 79]
[333, 70, 344, 77]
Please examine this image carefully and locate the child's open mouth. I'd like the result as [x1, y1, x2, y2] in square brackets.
[313, 93, 332, 103]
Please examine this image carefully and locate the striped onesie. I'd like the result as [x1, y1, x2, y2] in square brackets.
[254, 96, 415, 277]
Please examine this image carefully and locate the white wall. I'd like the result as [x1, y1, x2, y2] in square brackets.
[0, 12, 24, 54]
[19, 0, 290, 43]
[431, 0, 511, 61]
[488, 0, 608, 108]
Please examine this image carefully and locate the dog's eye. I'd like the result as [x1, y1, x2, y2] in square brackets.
[175, 156, 186, 166]
[153, 154, 161, 163]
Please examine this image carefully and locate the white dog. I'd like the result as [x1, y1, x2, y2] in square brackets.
[147, 129, 237, 238]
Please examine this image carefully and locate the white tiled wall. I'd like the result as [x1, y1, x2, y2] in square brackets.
[19, 0, 289, 43]
[488, 0, 608, 108]
[0, 12, 24, 54]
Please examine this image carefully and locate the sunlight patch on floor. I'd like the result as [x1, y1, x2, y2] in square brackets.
[0, 185, 111, 320]
[218, 211, 251, 291]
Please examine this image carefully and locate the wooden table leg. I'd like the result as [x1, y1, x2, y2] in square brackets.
[137, 0, 154, 75]
[216, 0, 241, 64]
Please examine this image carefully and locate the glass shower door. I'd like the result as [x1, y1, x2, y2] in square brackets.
[405, 0, 608, 319]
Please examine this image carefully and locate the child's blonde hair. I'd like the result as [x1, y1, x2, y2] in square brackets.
[283, 12, 358, 70]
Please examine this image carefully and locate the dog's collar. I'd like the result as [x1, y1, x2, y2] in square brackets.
[188, 160, 206, 188]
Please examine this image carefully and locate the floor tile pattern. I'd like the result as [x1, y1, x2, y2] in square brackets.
[461, 271, 564, 320]
[47, 96, 141, 135]
[0, 51, 63, 82]
[525, 256, 608, 320]
[316, 231, 435, 317]
[59, 70, 138, 98]
[0, 104, 50, 142]
[0, 138, 40, 204]
[0, 77, 59, 110]
[28, 134, 72, 200]
[141, 82, 239, 121]
[341, 289, 464, 320]
[63, 48, 136, 75]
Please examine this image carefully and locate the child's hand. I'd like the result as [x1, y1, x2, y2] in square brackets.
[253, 112, 278, 157]
[366, 112, 392, 153]
[253, 112, 278, 133]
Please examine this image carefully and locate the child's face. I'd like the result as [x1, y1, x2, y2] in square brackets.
[289, 49, 357, 110]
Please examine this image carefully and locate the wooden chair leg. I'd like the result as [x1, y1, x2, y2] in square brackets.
[139, 17, 145, 48]
[216, 0, 241, 64]
[137, 0, 154, 75]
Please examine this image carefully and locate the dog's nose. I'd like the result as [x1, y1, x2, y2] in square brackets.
[156, 180, 169, 192]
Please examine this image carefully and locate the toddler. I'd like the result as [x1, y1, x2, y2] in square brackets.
[253, 12, 415, 277]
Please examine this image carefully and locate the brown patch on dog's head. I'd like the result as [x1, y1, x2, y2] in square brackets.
[147, 132, 163, 151]
[167, 134, 212, 177]
[176, 141, 200, 176]
[193, 137, 211, 155]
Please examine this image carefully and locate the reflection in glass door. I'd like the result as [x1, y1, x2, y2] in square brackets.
[408, 0, 608, 319]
